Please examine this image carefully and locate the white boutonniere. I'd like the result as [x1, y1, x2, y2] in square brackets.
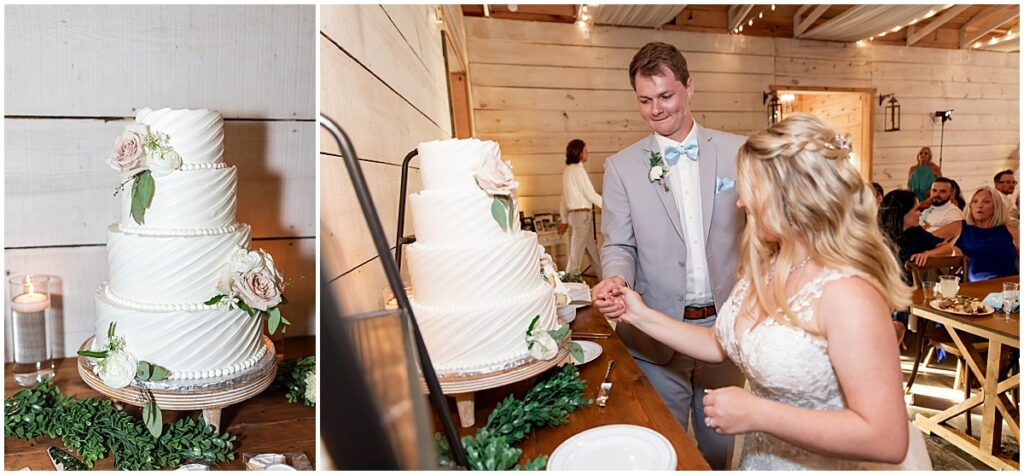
[646, 150, 671, 192]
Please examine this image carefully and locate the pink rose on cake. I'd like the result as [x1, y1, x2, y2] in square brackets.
[107, 124, 149, 175]
[234, 268, 282, 311]
[473, 156, 519, 196]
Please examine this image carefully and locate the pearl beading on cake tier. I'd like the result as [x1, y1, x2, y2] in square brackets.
[411, 282, 558, 375]
[120, 166, 237, 231]
[136, 108, 224, 164]
[409, 189, 508, 246]
[118, 222, 239, 237]
[417, 138, 498, 191]
[179, 162, 229, 171]
[107, 224, 251, 304]
[407, 233, 546, 307]
[103, 285, 231, 312]
[94, 288, 265, 380]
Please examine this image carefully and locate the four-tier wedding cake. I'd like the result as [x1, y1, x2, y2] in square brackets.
[406, 138, 561, 376]
[92, 108, 285, 382]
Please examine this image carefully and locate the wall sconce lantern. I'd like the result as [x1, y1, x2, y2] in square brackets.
[879, 93, 900, 132]
[763, 91, 782, 125]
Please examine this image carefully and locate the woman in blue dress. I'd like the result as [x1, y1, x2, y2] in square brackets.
[934, 186, 1019, 281]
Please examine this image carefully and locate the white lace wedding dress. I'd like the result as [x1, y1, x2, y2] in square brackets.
[715, 268, 932, 470]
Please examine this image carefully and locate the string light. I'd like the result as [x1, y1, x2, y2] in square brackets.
[771, 4, 776, 11]
[855, 5, 957, 45]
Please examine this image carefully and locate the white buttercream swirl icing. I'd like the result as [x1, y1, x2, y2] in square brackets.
[136, 108, 224, 164]
[118, 223, 239, 236]
[417, 138, 498, 191]
[119, 166, 237, 231]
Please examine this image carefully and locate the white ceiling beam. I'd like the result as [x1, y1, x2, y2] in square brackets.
[793, 4, 830, 38]
[728, 5, 755, 33]
[960, 5, 1020, 48]
[907, 5, 970, 46]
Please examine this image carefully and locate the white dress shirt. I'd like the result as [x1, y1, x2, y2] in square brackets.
[920, 201, 962, 233]
[559, 163, 602, 221]
[655, 124, 713, 307]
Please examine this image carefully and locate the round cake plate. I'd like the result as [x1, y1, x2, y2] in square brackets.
[77, 335, 277, 432]
[419, 338, 570, 427]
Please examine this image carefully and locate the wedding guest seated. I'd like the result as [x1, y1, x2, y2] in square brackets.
[934, 186, 1020, 281]
[871, 182, 884, 205]
[993, 169, 1018, 224]
[878, 190, 955, 282]
[918, 177, 961, 233]
[948, 178, 965, 210]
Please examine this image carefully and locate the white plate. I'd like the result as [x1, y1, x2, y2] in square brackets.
[569, 340, 602, 365]
[548, 424, 677, 471]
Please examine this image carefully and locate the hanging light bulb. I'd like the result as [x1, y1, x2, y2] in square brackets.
[924, 10, 936, 19]
[739, 25, 744, 32]
[856, 40, 866, 47]
[748, 19, 753, 26]
[973, 41, 982, 48]
[758, 11, 763, 19]
[771, 4, 776, 11]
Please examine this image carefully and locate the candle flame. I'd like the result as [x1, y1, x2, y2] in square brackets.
[24, 274, 35, 296]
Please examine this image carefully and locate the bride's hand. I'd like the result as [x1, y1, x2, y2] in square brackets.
[702, 387, 762, 435]
[606, 286, 652, 327]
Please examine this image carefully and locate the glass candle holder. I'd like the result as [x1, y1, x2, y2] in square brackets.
[9, 274, 55, 386]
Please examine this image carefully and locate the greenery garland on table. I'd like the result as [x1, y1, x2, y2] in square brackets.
[270, 356, 316, 406]
[435, 364, 591, 470]
[4, 380, 235, 470]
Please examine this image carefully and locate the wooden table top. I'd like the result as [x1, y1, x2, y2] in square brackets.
[4, 335, 316, 471]
[439, 306, 709, 470]
[910, 276, 1020, 348]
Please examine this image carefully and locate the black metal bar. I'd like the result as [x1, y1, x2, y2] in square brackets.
[319, 114, 469, 469]
[395, 149, 419, 268]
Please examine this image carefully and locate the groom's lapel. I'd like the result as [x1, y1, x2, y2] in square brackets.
[697, 127, 718, 242]
[643, 134, 684, 242]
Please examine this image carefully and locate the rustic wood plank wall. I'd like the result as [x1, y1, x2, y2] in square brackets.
[465, 17, 1019, 233]
[3, 5, 316, 360]
[321, 5, 452, 316]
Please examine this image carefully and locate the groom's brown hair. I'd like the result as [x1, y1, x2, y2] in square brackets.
[629, 42, 690, 91]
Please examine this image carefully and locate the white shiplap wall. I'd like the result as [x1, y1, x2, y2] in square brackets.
[466, 17, 1019, 215]
[320, 5, 453, 315]
[4, 5, 317, 361]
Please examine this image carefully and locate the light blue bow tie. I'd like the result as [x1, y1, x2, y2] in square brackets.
[664, 140, 699, 166]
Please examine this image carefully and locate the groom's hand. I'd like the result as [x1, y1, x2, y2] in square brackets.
[593, 276, 626, 318]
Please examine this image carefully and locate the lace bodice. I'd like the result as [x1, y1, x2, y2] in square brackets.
[715, 268, 930, 470]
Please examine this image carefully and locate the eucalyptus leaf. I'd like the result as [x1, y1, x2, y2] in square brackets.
[149, 364, 169, 381]
[204, 294, 224, 306]
[549, 325, 570, 342]
[490, 198, 507, 230]
[143, 400, 163, 439]
[268, 307, 282, 335]
[130, 171, 155, 225]
[136, 361, 152, 380]
[568, 342, 584, 365]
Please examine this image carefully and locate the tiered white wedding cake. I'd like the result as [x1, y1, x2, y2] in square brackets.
[406, 138, 560, 376]
[92, 108, 279, 382]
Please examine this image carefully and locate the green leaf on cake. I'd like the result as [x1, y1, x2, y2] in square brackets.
[204, 294, 225, 305]
[77, 349, 108, 359]
[143, 399, 163, 439]
[136, 361, 170, 382]
[137, 361, 152, 380]
[549, 325, 570, 342]
[149, 364, 169, 381]
[490, 198, 507, 230]
[268, 307, 283, 335]
[526, 315, 540, 337]
[130, 171, 156, 225]
[569, 342, 584, 364]
[237, 299, 255, 317]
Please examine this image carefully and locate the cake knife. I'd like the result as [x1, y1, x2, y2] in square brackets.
[595, 359, 616, 407]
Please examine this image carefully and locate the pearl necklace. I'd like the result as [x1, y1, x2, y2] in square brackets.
[767, 255, 814, 284]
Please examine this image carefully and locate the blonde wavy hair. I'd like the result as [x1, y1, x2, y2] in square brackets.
[964, 186, 1008, 227]
[736, 113, 912, 329]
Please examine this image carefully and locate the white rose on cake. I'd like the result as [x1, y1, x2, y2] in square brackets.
[98, 348, 138, 389]
[527, 331, 559, 361]
[473, 156, 519, 196]
[234, 268, 282, 311]
[107, 124, 149, 175]
[230, 247, 264, 274]
[148, 149, 183, 177]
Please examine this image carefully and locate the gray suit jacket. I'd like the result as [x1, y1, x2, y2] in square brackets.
[601, 127, 746, 365]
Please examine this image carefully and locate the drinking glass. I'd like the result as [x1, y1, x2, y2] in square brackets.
[1002, 283, 1019, 321]
[939, 275, 959, 299]
[922, 280, 937, 302]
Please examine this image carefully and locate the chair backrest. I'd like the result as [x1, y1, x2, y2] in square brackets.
[906, 254, 968, 288]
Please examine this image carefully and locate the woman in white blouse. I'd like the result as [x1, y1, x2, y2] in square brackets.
[558, 139, 603, 278]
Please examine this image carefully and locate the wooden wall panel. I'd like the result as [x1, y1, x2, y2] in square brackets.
[4, 5, 316, 361]
[321, 5, 452, 317]
[466, 17, 1018, 237]
[4, 5, 314, 118]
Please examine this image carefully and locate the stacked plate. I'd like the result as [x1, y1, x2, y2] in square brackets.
[548, 424, 677, 470]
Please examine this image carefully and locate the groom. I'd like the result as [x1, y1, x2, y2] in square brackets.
[593, 42, 746, 470]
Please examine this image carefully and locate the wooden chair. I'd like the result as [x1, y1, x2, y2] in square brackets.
[904, 255, 987, 434]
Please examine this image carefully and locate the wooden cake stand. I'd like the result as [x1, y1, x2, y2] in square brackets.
[77, 336, 278, 432]
[421, 338, 570, 427]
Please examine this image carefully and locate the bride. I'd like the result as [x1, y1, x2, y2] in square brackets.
[603, 113, 930, 470]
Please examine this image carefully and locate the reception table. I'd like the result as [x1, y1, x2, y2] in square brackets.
[4, 336, 316, 471]
[439, 305, 710, 470]
[909, 276, 1019, 471]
